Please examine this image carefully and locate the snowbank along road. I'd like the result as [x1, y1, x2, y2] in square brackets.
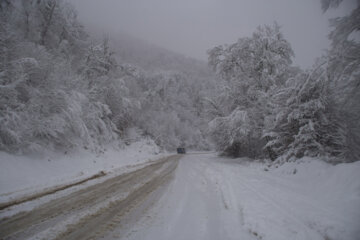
[0, 155, 180, 240]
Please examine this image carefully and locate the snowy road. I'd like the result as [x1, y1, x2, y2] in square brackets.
[0, 155, 180, 240]
[1, 153, 358, 240]
[119, 153, 360, 240]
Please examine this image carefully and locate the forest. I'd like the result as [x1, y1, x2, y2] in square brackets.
[0, 0, 359, 164]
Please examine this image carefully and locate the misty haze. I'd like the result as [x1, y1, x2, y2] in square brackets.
[0, 0, 359, 240]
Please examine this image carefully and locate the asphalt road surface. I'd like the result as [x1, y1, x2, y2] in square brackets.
[0, 155, 180, 240]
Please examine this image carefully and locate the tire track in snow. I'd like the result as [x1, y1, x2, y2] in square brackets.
[0, 155, 180, 240]
[235, 173, 325, 239]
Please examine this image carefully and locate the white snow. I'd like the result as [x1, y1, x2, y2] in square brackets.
[121, 153, 360, 240]
[0, 137, 167, 204]
[2, 149, 359, 240]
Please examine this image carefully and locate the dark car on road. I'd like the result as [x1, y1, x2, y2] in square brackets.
[177, 148, 186, 154]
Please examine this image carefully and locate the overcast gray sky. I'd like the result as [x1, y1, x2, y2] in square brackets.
[70, 0, 357, 69]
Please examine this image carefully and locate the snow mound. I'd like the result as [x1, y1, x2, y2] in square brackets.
[0, 137, 166, 202]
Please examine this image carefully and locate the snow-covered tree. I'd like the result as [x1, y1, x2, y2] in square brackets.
[0, 1, 118, 153]
[324, 1, 360, 160]
[133, 70, 211, 150]
[263, 62, 346, 162]
[262, 0, 359, 163]
[207, 23, 294, 157]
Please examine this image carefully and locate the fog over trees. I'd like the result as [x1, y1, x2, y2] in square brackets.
[0, 0, 359, 163]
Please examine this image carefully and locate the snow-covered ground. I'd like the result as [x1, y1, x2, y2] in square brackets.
[120, 153, 360, 240]
[0, 137, 168, 204]
[1, 149, 359, 240]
